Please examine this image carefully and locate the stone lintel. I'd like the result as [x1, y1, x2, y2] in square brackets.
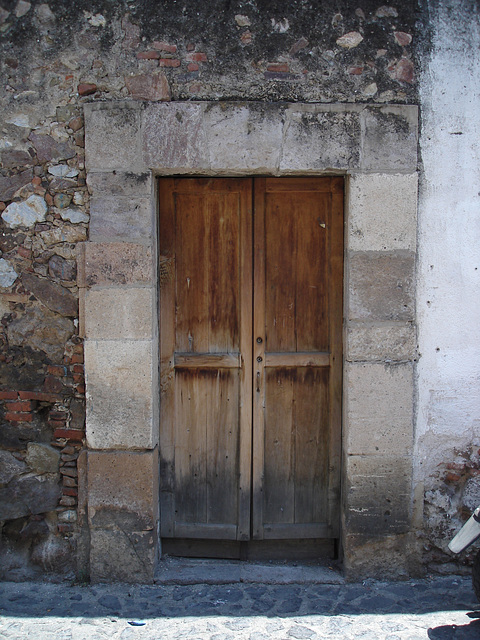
[121, 101, 418, 174]
[361, 106, 418, 172]
[84, 101, 146, 173]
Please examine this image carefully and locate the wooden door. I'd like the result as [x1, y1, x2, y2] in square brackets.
[159, 177, 343, 547]
[159, 178, 253, 541]
[252, 178, 343, 540]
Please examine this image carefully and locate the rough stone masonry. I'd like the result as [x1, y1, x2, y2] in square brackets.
[0, 0, 478, 582]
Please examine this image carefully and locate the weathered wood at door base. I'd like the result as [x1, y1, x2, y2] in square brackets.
[162, 538, 336, 561]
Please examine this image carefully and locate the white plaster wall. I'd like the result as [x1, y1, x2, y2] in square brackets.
[416, 0, 480, 491]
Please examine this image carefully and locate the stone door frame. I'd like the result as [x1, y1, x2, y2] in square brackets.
[82, 100, 418, 582]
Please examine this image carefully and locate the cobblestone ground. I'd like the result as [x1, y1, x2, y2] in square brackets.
[1, 575, 479, 639]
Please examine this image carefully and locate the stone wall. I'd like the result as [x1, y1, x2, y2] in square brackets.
[0, 0, 419, 106]
[0, 0, 477, 582]
[0, 104, 87, 579]
[0, 0, 424, 580]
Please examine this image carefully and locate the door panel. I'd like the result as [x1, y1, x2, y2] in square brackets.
[263, 367, 330, 530]
[159, 176, 343, 547]
[264, 191, 329, 352]
[159, 178, 252, 541]
[253, 177, 343, 540]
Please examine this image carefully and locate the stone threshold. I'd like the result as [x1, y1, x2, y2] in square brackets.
[154, 557, 344, 585]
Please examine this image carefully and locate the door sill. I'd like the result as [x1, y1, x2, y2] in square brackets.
[154, 555, 344, 585]
[162, 537, 337, 561]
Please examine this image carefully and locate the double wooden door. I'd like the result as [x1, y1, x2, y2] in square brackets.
[159, 177, 343, 549]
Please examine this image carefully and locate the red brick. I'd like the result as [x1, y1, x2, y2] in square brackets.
[47, 365, 67, 377]
[72, 374, 84, 384]
[43, 375, 63, 394]
[267, 62, 289, 72]
[75, 384, 86, 395]
[50, 420, 67, 431]
[187, 52, 207, 62]
[49, 410, 66, 420]
[125, 71, 170, 102]
[152, 41, 177, 53]
[72, 364, 84, 374]
[5, 400, 34, 411]
[78, 83, 97, 96]
[73, 344, 84, 354]
[18, 391, 62, 402]
[69, 353, 84, 364]
[137, 50, 161, 59]
[5, 411, 33, 422]
[54, 428, 84, 441]
[62, 487, 78, 496]
[48, 418, 67, 429]
[187, 63, 199, 72]
[159, 58, 181, 67]
[0, 391, 18, 400]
